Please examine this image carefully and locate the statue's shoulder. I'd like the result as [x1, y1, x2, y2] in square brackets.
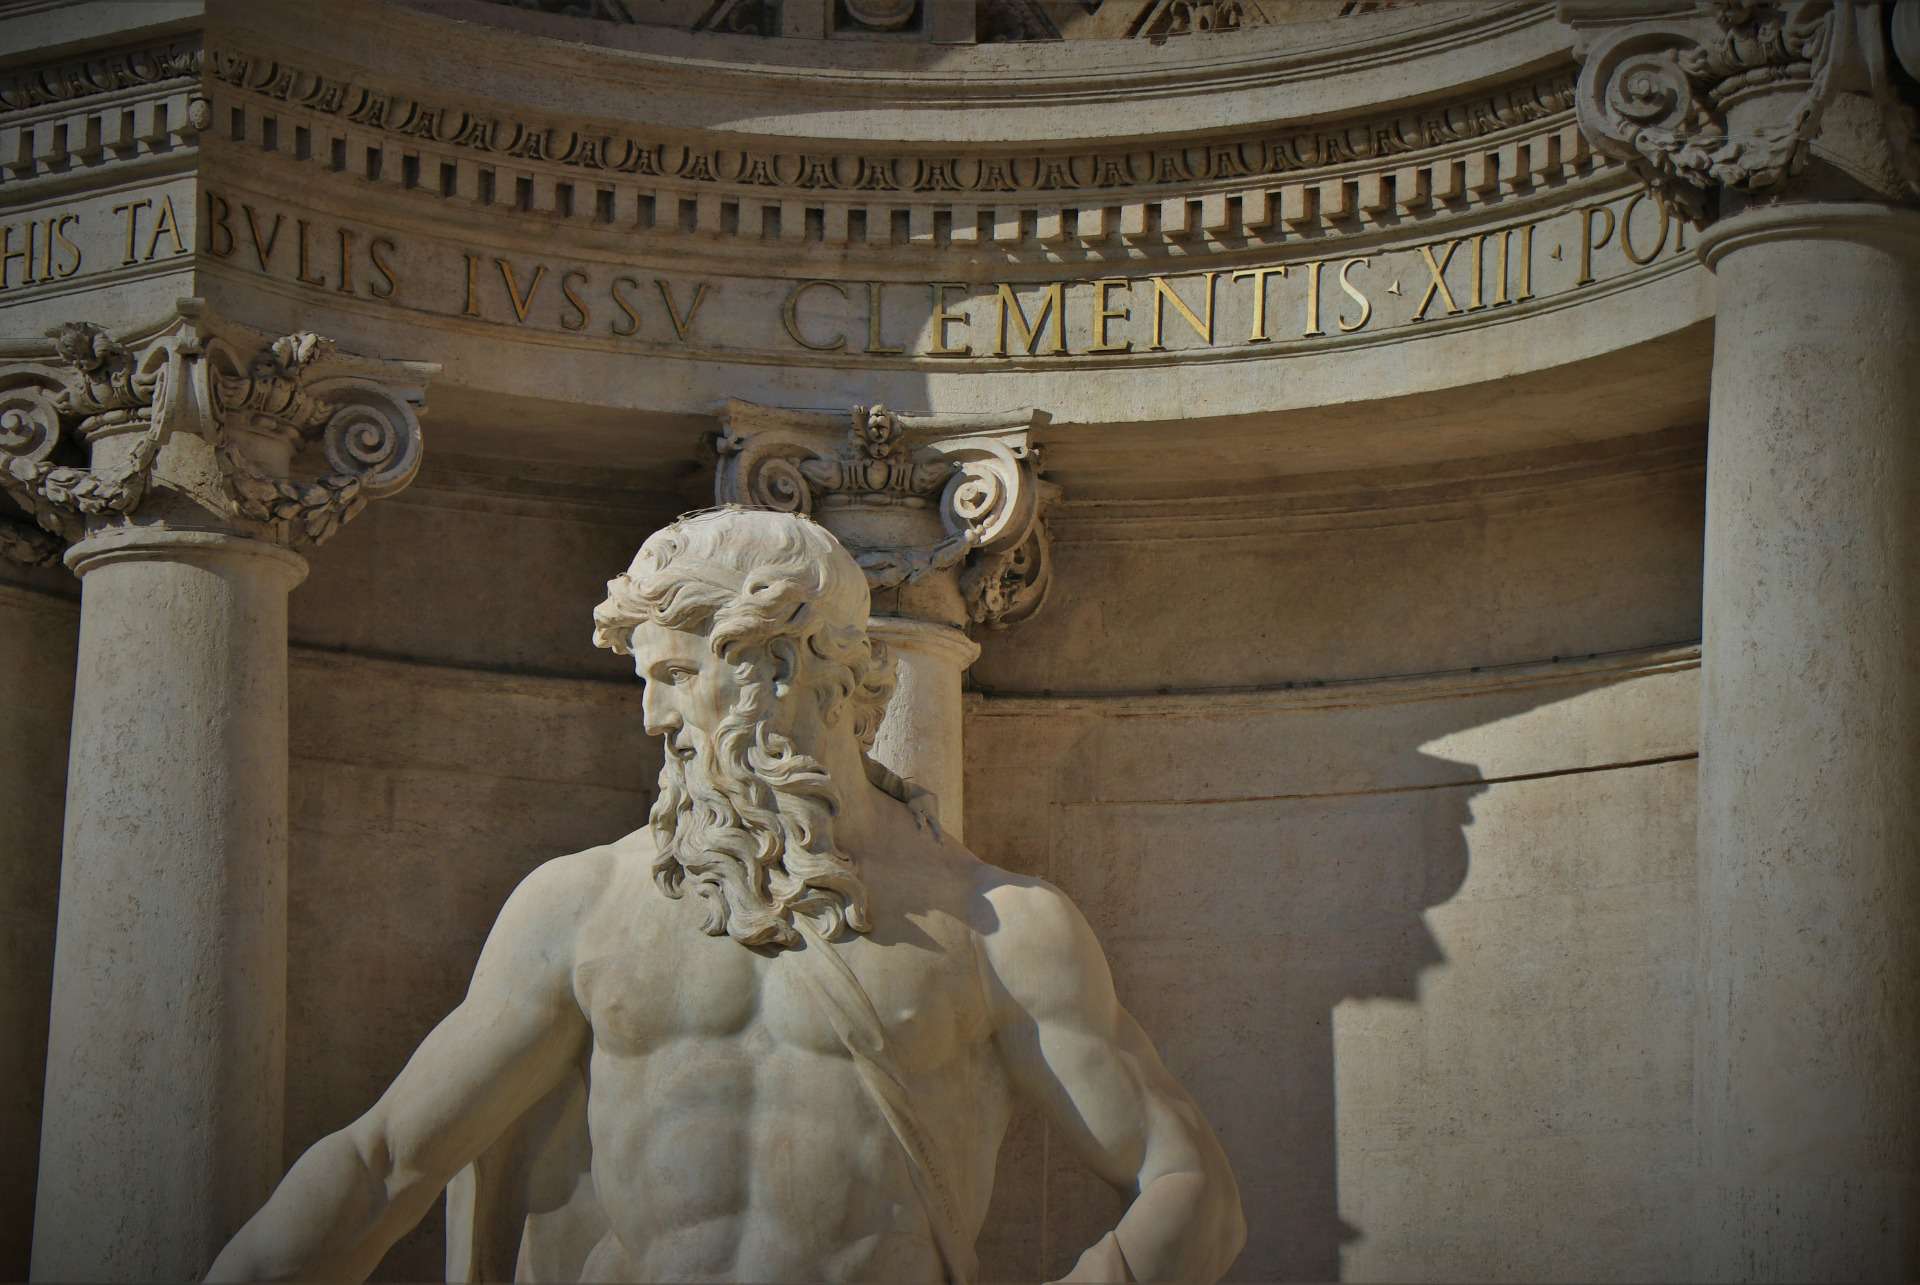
[500, 829, 652, 935]
[963, 861, 1094, 960]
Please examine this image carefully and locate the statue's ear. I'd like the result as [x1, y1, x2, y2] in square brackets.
[767, 636, 800, 697]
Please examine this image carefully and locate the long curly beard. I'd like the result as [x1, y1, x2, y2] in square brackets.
[650, 704, 872, 951]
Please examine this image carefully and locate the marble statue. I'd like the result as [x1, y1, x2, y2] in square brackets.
[207, 507, 1244, 1283]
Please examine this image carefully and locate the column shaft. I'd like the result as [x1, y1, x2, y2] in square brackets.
[1694, 204, 1920, 1280]
[31, 529, 308, 1283]
[867, 616, 980, 842]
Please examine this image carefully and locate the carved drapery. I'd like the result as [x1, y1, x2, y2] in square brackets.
[1568, 1, 1920, 223]
[0, 302, 430, 564]
[714, 401, 1057, 630]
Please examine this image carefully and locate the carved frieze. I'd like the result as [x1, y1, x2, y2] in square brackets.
[0, 40, 202, 114]
[0, 304, 432, 563]
[1569, 1, 1920, 222]
[715, 402, 1057, 629]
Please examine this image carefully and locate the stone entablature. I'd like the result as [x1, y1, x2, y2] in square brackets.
[187, 52, 1595, 261]
[0, 37, 206, 204]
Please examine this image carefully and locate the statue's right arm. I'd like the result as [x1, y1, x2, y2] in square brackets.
[206, 859, 594, 1283]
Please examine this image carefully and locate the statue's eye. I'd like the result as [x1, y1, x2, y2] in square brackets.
[666, 666, 696, 685]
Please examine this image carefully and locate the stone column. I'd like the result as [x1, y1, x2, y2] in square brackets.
[714, 401, 1057, 841]
[867, 618, 981, 837]
[1571, 4, 1920, 1278]
[0, 305, 432, 1282]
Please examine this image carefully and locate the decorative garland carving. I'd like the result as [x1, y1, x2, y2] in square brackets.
[0, 310, 431, 564]
[1573, 1, 1920, 222]
[203, 333, 425, 546]
[0, 324, 169, 548]
[715, 402, 1056, 629]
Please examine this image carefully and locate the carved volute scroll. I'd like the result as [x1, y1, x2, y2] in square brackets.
[1566, 1, 1920, 224]
[714, 400, 1058, 630]
[0, 301, 433, 563]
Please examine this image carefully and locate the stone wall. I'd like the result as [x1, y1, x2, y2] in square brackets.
[0, 413, 1704, 1281]
[0, 580, 78, 1281]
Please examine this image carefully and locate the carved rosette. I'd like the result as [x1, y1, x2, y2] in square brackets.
[1570, 1, 1920, 223]
[0, 303, 432, 564]
[714, 401, 1058, 630]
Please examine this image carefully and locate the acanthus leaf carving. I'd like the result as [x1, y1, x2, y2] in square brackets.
[0, 305, 433, 562]
[714, 401, 1057, 630]
[1571, 1, 1919, 222]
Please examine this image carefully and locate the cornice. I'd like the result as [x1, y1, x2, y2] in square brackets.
[0, 36, 205, 203]
[199, 42, 1607, 264]
[381, 0, 1555, 118]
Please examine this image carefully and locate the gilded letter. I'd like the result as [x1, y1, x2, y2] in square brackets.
[1337, 257, 1372, 332]
[1515, 222, 1535, 301]
[496, 259, 548, 323]
[926, 282, 971, 357]
[991, 282, 1067, 357]
[657, 279, 710, 342]
[335, 227, 354, 295]
[1620, 191, 1668, 266]
[205, 193, 234, 258]
[463, 253, 483, 317]
[296, 219, 326, 286]
[146, 194, 185, 261]
[242, 204, 282, 271]
[560, 269, 591, 331]
[1088, 278, 1133, 353]
[1231, 266, 1287, 343]
[611, 275, 643, 337]
[781, 280, 847, 352]
[1578, 204, 1615, 287]
[368, 237, 399, 299]
[1149, 273, 1217, 350]
[864, 282, 904, 356]
[52, 214, 81, 279]
[1411, 240, 1461, 321]
[1302, 259, 1326, 337]
[111, 198, 152, 266]
[0, 225, 22, 289]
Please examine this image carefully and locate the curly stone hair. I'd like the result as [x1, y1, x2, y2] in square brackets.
[592, 506, 896, 750]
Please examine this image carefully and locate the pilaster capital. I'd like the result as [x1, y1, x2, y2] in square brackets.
[0, 300, 436, 564]
[1563, 0, 1920, 223]
[714, 400, 1060, 631]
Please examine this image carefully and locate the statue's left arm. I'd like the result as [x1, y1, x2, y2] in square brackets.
[983, 878, 1246, 1283]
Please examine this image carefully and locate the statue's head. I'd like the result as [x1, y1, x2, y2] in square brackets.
[592, 507, 894, 949]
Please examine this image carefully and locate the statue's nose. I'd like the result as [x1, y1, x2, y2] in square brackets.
[641, 685, 681, 738]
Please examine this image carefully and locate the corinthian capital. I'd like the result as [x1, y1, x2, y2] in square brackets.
[714, 401, 1059, 631]
[0, 300, 434, 562]
[1564, 0, 1920, 221]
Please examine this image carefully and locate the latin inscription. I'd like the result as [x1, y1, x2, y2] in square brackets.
[187, 187, 1693, 361]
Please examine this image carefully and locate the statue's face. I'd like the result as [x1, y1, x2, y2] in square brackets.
[627, 619, 741, 756]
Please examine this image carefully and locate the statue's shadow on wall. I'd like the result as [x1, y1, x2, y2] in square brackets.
[970, 683, 1562, 1282]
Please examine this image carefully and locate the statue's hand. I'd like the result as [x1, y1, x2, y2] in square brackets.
[903, 785, 943, 841]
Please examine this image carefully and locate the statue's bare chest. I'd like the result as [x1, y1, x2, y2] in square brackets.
[573, 899, 989, 1076]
